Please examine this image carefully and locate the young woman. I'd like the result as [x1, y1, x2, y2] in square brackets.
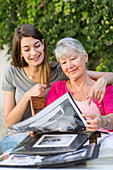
[1, 24, 50, 153]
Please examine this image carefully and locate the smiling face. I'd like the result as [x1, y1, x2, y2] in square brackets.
[59, 51, 88, 81]
[21, 37, 45, 67]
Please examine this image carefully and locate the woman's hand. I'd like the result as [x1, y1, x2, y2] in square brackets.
[27, 131, 35, 136]
[27, 84, 47, 99]
[87, 77, 107, 105]
[82, 113, 104, 132]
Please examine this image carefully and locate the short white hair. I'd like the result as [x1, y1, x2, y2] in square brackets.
[54, 37, 85, 62]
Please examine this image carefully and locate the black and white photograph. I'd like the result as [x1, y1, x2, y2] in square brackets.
[12, 132, 93, 155]
[33, 134, 77, 147]
[11, 92, 86, 132]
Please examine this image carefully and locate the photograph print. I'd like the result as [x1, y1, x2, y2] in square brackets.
[33, 134, 77, 148]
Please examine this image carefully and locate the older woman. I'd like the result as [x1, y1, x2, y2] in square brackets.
[46, 37, 113, 132]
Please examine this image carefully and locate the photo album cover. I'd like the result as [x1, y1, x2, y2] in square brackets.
[39, 143, 100, 168]
[0, 143, 100, 168]
[11, 92, 86, 133]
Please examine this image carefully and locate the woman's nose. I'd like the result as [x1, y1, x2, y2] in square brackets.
[68, 61, 73, 68]
[31, 47, 37, 55]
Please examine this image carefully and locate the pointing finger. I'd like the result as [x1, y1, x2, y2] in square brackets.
[98, 93, 104, 103]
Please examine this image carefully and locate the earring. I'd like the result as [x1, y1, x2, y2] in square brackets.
[21, 56, 24, 65]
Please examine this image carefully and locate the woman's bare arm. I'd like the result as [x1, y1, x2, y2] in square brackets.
[87, 70, 113, 84]
[4, 91, 30, 128]
[4, 84, 47, 128]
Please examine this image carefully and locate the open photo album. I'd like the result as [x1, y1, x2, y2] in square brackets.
[0, 92, 100, 167]
[11, 92, 86, 133]
[11, 132, 93, 155]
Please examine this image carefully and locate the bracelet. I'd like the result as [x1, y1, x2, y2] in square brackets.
[104, 115, 110, 128]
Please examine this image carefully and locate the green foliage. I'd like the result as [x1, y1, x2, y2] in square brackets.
[0, 0, 113, 71]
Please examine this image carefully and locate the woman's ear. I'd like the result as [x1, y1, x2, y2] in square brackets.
[42, 39, 45, 50]
[84, 51, 88, 63]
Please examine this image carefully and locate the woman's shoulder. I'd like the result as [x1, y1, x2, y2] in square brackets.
[3, 65, 14, 79]
[52, 80, 67, 87]
[3, 66, 25, 85]
[5, 65, 20, 73]
[5, 65, 23, 76]
[51, 80, 68, 94]
[105, 85, 113, 94]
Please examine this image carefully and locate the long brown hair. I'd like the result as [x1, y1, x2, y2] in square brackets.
[12, 24, 50, 86]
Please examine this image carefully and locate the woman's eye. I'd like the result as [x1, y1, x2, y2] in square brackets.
[71, 57, 76, 60]
[24, 49, 30, 52]
[62, 61, 66, 65]
[35, 44, 41, 48]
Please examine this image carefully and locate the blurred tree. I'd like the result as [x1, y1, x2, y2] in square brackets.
[0, 0, 113, 71]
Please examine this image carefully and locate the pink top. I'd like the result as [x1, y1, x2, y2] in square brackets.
[46, 80, 113, 132]
[74, 99, 101, 116]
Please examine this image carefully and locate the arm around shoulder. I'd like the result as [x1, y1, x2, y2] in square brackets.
[88, 70, 113, 85]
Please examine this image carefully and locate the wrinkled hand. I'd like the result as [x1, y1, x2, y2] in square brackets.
[28, 84, 47, 98]
[87, 77, 107, 105]
[82, 113, 103, 132]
